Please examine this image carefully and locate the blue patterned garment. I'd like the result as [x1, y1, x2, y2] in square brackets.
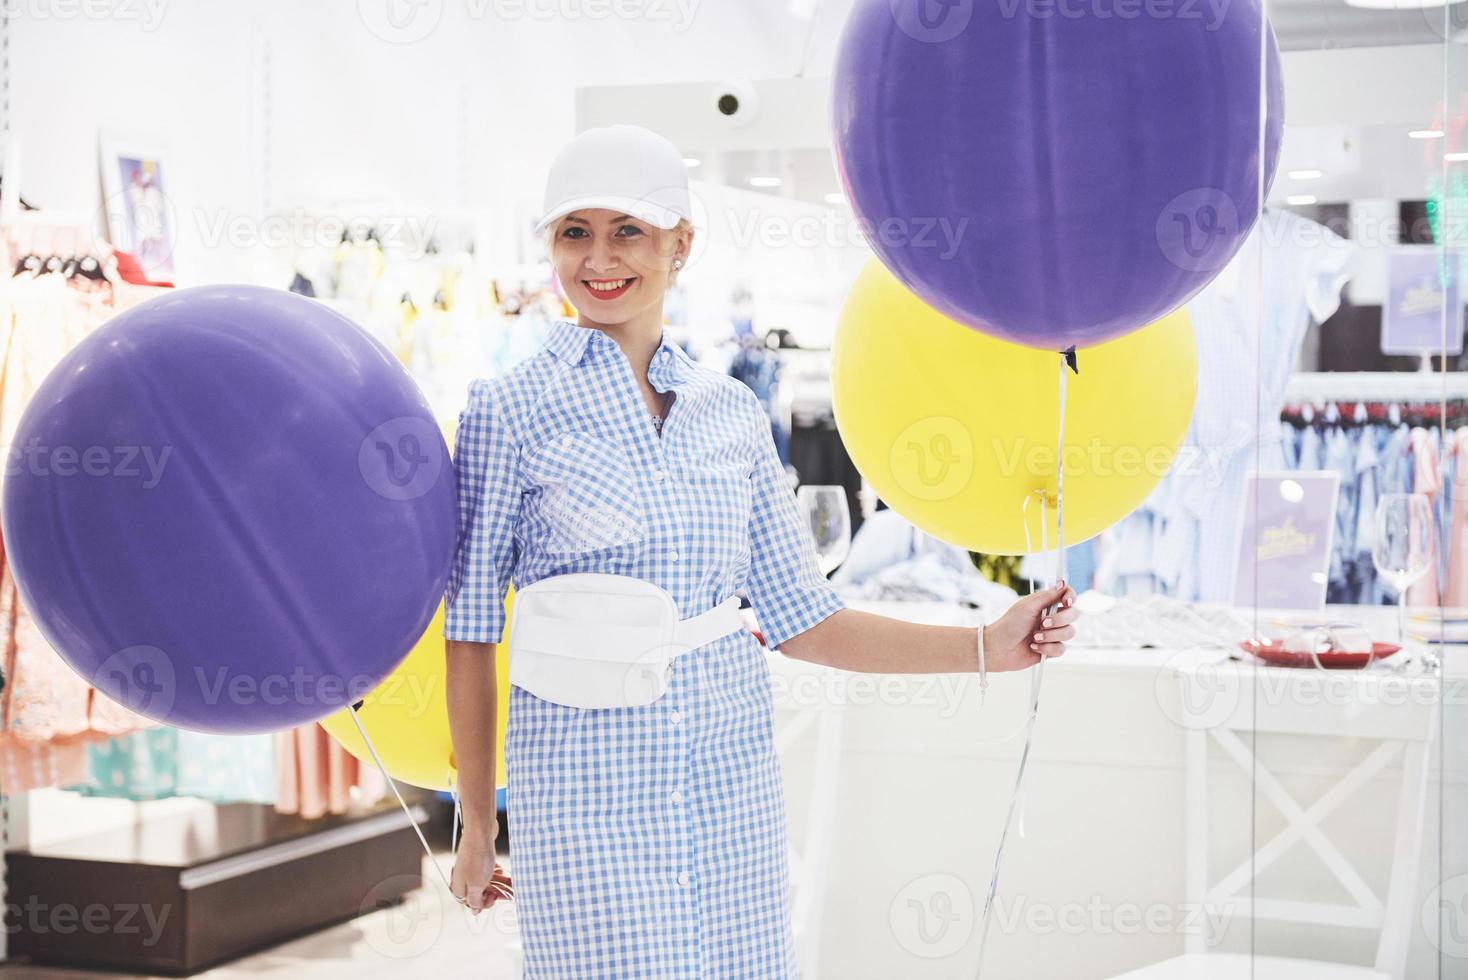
[444, 317, 844, 979]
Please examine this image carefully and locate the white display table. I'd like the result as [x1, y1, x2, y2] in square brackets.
[768, 600, 1464, 980]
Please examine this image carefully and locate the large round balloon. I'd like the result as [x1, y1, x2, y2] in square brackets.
[832, 260, 1197, 554]
[832, 0, 1284, 350]
[1, 285, 456, 734]
[321, 589, 513, 793]
[321, 419, 512, 793]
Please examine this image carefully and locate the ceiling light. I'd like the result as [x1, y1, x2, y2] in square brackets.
[683, 157, 701, 168]
[825, 192, 846, 205]
[1446, 152, 1468, 163]
[749, 176, 783, 188]
[1410, 129, 1445, 139]
[1286, 195, 1318, 206]
[1288, 169, 1324, 180]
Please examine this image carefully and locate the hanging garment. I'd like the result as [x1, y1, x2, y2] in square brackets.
[788, 418, 865, 539]
[831, 507, 1018, 607]
[0, 271, 171, 790]
[729, 339, 791, 467]
[1297, 419, 1325, 473]
[1351, 423, 1383, 605]
[274, 723, 385, 819]
[76, 729, 277, 804]
[1406, 427, 1444, 607]
[74, 728, 179, 800]
[1371, 423, 1416, 604]
[1379, 424, 1415, 498]
[1280, 420, 1302, 469]
[1430, 425, 1452, 594]
[444, 318, 844, 979]
[1444, 427, 1467, 607]
[1124, 208, 1355, 601]
[1019, 538, 1099, 593]
[1323, 424, 1361, 603]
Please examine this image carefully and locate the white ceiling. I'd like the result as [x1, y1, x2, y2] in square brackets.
[581, 28, 1468, 210]
[784, 0, 1468, 79]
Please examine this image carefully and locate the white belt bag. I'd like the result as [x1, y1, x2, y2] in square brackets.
[506, 573, 746, 709]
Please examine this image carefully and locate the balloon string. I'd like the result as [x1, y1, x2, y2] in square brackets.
[976, 353, 1069, 979]
[965, 497, 1049, 747]
[347, 704, 469, 907]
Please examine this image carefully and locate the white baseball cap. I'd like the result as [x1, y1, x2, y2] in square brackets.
[534, 124, 692, 236]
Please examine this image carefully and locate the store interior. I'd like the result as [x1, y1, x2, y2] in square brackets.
[1, 1, 1467, 977]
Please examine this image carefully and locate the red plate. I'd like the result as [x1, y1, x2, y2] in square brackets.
[1239, 640, 1402, 669]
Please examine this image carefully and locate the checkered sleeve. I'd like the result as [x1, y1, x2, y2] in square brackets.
[443, 378, 520, 644]
[742, 390, 845, 651]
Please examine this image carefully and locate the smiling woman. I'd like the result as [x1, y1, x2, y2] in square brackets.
[441, 123, 1074, 980]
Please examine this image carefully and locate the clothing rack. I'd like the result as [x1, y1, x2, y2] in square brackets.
[1280, 402, 1468, 429]
[1284, 371, 1468, 404]
[1281, 372, 1468, 430]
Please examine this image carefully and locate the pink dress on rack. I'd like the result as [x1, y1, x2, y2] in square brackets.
[1406, 427, 1443, 608]
[0, 253, 389, 807]
[0, 272, 165, 791]
[1445, 426, 1468, 608]
[274, 725, 385, 818]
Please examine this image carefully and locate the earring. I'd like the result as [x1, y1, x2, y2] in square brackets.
[672, 258, 684, 271]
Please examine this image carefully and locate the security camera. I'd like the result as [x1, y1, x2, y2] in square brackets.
[713, 79, 760, 128]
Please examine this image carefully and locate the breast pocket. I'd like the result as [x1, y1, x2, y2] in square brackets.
[678, 448, 754, 566]
[523, 431, 646, 559]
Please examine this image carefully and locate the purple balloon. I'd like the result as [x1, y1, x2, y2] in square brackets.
[2, 285, 455, 734]
[832, 0, 1284, 350]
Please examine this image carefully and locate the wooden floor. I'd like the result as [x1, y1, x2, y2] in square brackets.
[0, 849, 522, 980]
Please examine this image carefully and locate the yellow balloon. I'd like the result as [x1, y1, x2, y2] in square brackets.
[319, 590, 513, 792]
[320, 416, 513, 791]
[832, 260, 1197, 555]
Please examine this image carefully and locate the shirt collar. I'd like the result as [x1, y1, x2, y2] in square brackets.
[542, 318, 689, 383]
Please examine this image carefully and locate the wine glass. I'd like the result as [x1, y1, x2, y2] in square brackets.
[1372, 492, 1435, 663]
[796, 484, 851, 577]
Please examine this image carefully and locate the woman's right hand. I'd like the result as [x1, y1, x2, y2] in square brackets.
[450, 823, 513, 914]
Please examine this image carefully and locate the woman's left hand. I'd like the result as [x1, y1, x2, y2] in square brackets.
[984, 582, 1080, 671]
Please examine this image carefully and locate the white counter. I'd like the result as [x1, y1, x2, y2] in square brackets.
[768, 599, 1467, 980]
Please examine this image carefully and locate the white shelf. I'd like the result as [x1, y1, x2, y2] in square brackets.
[1284, 371, 1468, 404]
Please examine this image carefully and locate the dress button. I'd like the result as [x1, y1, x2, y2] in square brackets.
[670, 789, 684, 804]
[669, 549, 679, 562]
[669, 710, 682, 725]
[653, 468, 665, 482]
[677, 871, 689, 886]
[661, 350, 670, 361]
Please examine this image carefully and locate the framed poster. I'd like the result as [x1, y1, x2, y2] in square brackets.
[1231, 471, 1340, 612]
[99, 132, 176, 282]
[1382, 245, 1466, 356]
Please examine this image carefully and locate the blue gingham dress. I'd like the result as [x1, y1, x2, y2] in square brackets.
[443, 317, 845, 979]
